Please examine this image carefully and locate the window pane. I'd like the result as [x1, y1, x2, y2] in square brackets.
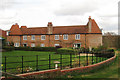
[63, 34, 68, 40]
[41, 44, 45, 47]
[55, 35, 59, 40]
[41, 35, 45, 40]
[23, 35, 27, 40]
[31, 35, 35, 40]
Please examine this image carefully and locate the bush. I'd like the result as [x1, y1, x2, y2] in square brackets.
[3, 46, 14, 51]
[94, 49, 115, 58]
[56, 48, 78, 54]
[14, 47, 31, 51]
[79, 47, 89, 53]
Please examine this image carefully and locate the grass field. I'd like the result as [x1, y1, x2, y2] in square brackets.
[2, 51, 106, 74]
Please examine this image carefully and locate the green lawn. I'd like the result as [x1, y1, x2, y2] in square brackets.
[2, 51, 106, 74]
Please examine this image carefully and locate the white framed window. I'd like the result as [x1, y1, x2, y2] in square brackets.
[23, 35, 27, 40]
[31, 43, 35, 47]
[75, 34, 80, 40]
[55, 35, 59, 40]
[54, 44, 59, 47]
[41, 44, 45, 47]
[63, 34, 68, 40]
[41, 35, 45, 40]
[31, 35, 35, 40]
[14, 43, 19, 47]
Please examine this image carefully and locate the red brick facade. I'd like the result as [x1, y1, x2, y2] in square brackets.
[7, 17, 102, 48]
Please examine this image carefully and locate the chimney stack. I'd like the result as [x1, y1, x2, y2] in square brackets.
[88, 16, 92, 32]
[47, 22, 53, 34]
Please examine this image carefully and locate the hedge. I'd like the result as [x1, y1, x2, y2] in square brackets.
[3, 47, 57, 52]
[3, 46, 14, 51]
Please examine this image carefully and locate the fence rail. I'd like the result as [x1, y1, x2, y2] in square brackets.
[2, 52, 108, 74]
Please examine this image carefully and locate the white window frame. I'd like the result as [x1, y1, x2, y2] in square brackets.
[41, 35, 45, 40]
[31, 43, 35, 47]
[63, 34, 68, 40]
[31, 35, 35, 40]
[54, 44, 59, 47]
[75, 34, 80, 40]
[23, 35, 27, 40]
[55, 35, 59, 40]
[41, 44, 45, 47]
[14, 43, 19, 47]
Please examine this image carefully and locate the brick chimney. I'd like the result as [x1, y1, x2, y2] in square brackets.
[47, 22, 53, 34]
[88, 16, 92, 32]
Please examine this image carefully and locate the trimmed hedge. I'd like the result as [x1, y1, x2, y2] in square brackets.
[3, 47, 57, 52]
[56, 48, 78, 54]
[3, 46, 14, 51]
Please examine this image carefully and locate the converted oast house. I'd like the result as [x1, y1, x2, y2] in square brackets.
[7, 16, 102, 49]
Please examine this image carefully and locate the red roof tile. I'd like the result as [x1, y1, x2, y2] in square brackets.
[53, 25, 88, 34]
[9, 18, 102, 35]
[9, 23, 22, 35]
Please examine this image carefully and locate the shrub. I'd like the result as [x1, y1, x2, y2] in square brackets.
[3, 46, 14, 51]
[79, 47, 89, 53]
[56, 48, 78, 54]
[94, 49, 115, 58]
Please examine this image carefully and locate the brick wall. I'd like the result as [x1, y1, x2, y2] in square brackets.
[7, 33, 102, 48]
[102, 35, 120, 49]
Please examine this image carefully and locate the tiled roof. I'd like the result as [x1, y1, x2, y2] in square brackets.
[9, 23, 22, 35]
[9, 18, 102, 35]
[53, 25, 88, 34]
[21, 27, 47, 35]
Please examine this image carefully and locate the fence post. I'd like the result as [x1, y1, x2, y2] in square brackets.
[70, 54, 72, 68]
[99, 53, 101, 62]
[60, 54, 62, 70]
[86, 52, 88, 66]
[79, 52, 80, 67]
[5, 56, 6, 72]
[96, 54, 98, 63]
[92, 52, 94, 64]
[36, 55, 38, 71]
[22, 56, 23, 73]
[49, 54, 51, 69]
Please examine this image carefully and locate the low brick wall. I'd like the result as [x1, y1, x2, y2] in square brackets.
[1, 55, 116, 79]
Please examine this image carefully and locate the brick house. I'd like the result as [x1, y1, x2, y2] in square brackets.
[6, 16, 102, 49]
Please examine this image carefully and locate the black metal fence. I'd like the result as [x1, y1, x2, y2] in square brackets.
[1, 52, 108, 74]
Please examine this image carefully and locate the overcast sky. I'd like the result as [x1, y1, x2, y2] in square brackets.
[0, 0, 119, 34]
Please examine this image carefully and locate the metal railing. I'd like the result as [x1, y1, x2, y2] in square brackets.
[1, 52, 108, 74]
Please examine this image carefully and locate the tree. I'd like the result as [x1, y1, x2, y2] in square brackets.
[104, 32, 117, 36]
